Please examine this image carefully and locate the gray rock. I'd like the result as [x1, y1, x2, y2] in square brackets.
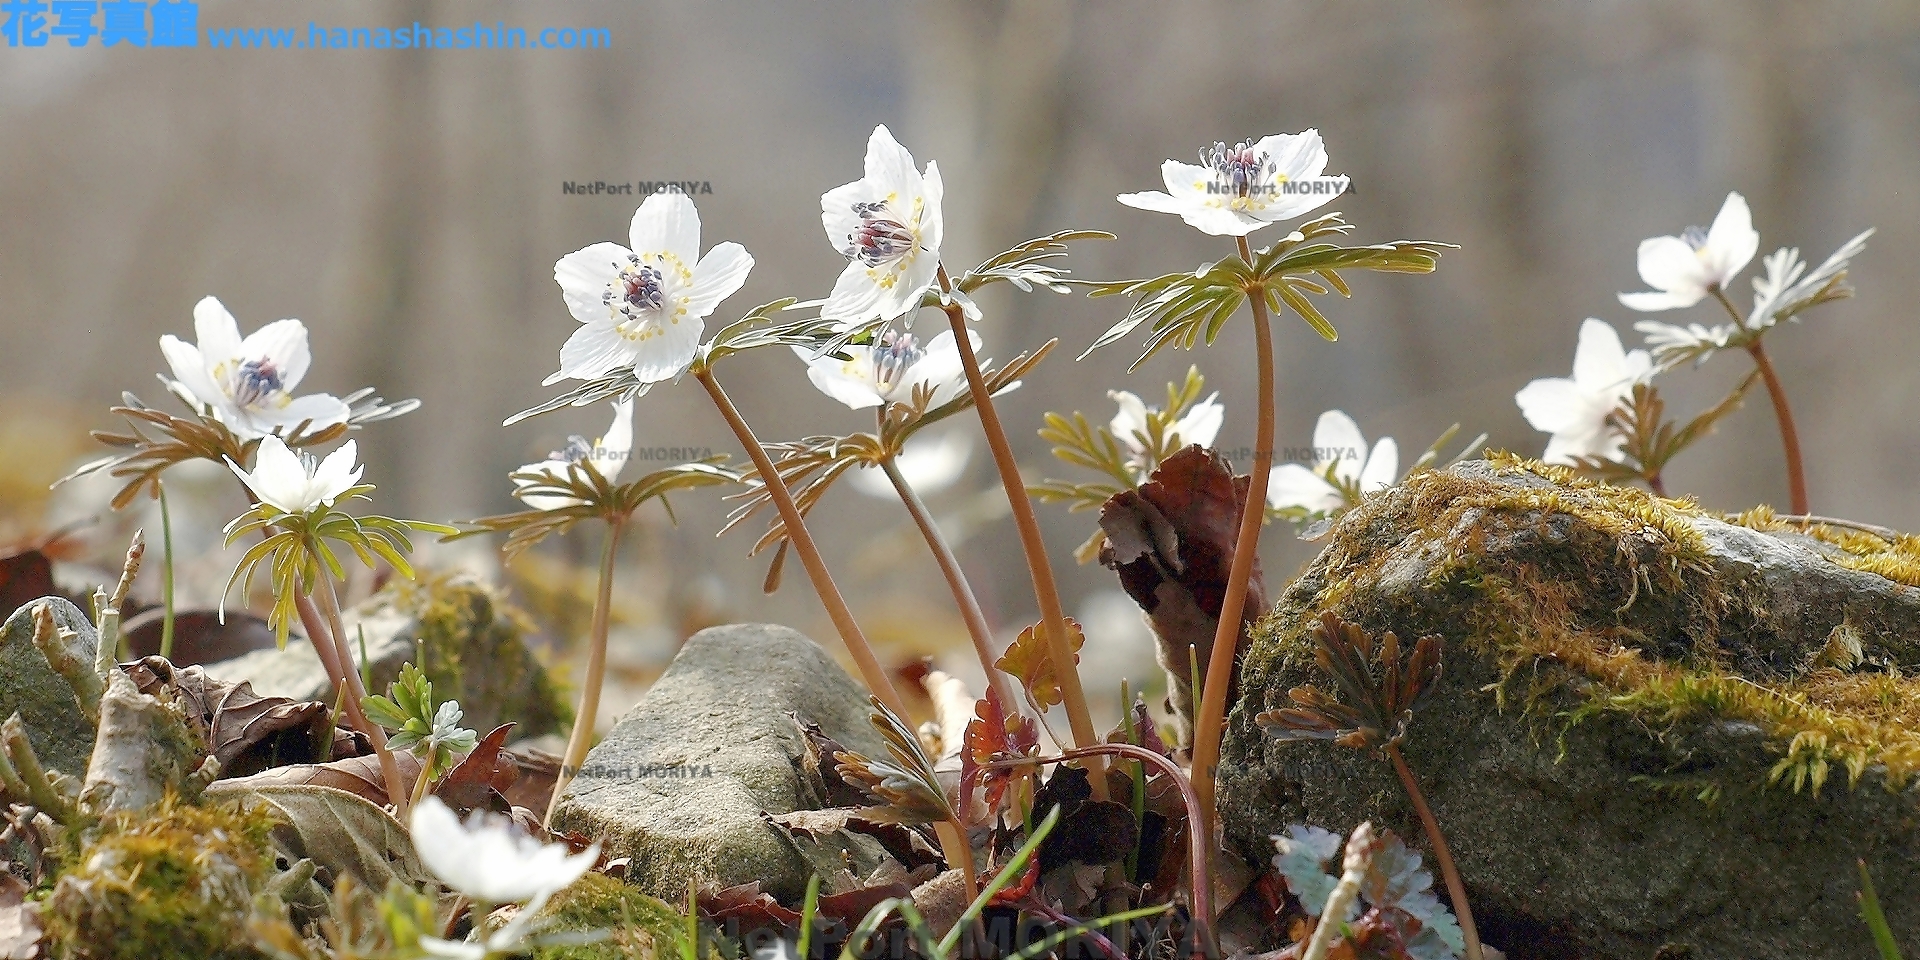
[1220, 460, 1920, 960]
[550, 623, 894, 903]
[0, 597, 99, 775]
[207, 575, 564, 740]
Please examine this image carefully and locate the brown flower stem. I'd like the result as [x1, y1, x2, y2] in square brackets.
[932, 818, 980, 902]
[1646, 472, 1667, 498]
[1713, 287, 1808, 514]
[1008, 743, 1214, 958]
[547, 516, 624, 824]
[695, 366, 910, 720]
[311, 573, 408, 813]
[878, 451, 1021, 719]
[1387, 744, 1481, 960]
[291, 594, 348, 692]
[934, 266, 1103, 797]
[1188, 236, 1277, 876]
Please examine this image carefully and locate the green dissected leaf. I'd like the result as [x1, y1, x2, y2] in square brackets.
[454, 457, 743, 564]
[1271, 824, 1347, 919]
[1031, 366, 1216, 526]
[953, 229, 1113, 295]
[1084, 213, 1452, 368]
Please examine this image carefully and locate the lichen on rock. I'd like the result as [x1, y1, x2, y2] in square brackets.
[1220, 457, 1920, 960]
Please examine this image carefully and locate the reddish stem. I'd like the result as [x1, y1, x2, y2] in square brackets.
[1387, 744, 1481, 960]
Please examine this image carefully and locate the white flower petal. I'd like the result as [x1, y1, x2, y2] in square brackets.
[549, 321, 637, 386]
[1571, 319, 1632, 390]
[310, 440, 363, 506]
[1173, 393, 1224, 449]
[798, 344, 885, 410]
[410, 797, 598, 905]
[1359, 437, 1399, 492]
[1267, 463, 1341, 514]
[1514, 377, 1587, 434]
[1254, 129, 1329, 182]
[1630, 235, 1709, 308]
[192, 296, 244, 362]
[683, 242, 754, 319]
[244, 392, 350, 438]
[237, 319, 314, 390]
[159, 335, 220, 411]
[917, 159, 944, 256]
[593, 397, 635, 483]
[1311, 410, 1367, 482]
[1703, 191, 1759, 288]
[1107, 391, 1150, 451]
[629, 193, 701, 265]
[554, 242, 630, 324]
[863, 125, 921, 202]
[1618, 289, 1700, 312]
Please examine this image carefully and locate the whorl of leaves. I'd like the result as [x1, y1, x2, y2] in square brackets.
[1568, 376, 1758, 492]
[60, 389, 346, 509]
[1084, 213, 1452, 369]
[1256, 611, 1442, 754]
[452, 457, 742, 564]
[719, 340, 1051, 590]
[833, 696, 954, 827]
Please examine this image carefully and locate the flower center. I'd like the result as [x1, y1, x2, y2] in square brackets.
[846, 201, 918, 266]
[1680, 225, 1710, 251]
[1202, 140, 1277, 200]
[226, 358, 286, 408]
[604, 255, 667, 327]
[868, 329, 924, 394]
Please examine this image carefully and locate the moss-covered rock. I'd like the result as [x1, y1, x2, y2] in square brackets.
[516, 872, 689, 960]
[209, 573, 567, 741]
[44, 796, 279, 960]
[1219, 458, 1920, 960]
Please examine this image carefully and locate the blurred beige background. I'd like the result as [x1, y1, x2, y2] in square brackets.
[4, 1, 1917, 725]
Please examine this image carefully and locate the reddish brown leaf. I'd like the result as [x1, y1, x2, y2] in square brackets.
[122, 656, 343, 779]
[500, 744, 561, 813]
[1097, 445, 1267, 748]
[431, 723, 518, 817]
[0, 551, 55, 629]
[960, 687, 1038, 817]
[218, 749, 424, 806]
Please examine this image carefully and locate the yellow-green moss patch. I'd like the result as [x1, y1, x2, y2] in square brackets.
[45, 795, 280, 960]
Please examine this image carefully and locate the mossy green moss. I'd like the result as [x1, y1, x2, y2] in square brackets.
[378, 573, 570, 738]
[44, 795, 280, 960]
[1241, 456, 1920, 793]
[511, 873, 690, 960]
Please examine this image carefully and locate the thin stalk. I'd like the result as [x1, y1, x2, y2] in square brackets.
[548, 517, 624, 824]
[157, 480, 177, 660]
[1005, 742, 1215, 958]
[931, 818, 980, 902]
[1713, 287, 1808, 514]
[313, 572, 408, 813]
[1646, 472, 1667, 498]
[694, 366, 909, 720]
[878, 450, 1021, 718]
[934, 266, 1102, 796]
[410, 752, 436, 810]
[1189, 236, 1277, 865]
[1387, 744, 1481, 960]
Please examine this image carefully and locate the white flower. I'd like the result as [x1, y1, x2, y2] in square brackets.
[410, 796, 598, 905]
[849, 431, 973, 499]
[1108, 389, 1224, 464]
[794, 328, 975, 411]
[1618, 192, 1759, 312]
[1514, 319, 1653, 465]
[820, 125, 944, 328]
[226, 436, 362, 515]
[511, 398, 634, 510]
[159, 296, 350, 441]
[548, 193, 754, 386]
[1267, 410, 1398, 515]
[1117, 131, 1349, 237]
